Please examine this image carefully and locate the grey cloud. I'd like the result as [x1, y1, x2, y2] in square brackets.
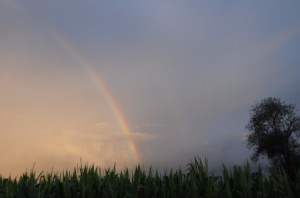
[1, 0, 300, 176]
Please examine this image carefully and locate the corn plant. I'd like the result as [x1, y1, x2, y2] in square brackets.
[0, 157, 299, 197]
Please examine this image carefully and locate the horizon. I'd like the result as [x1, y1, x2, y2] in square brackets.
[1, 0, 300, 177]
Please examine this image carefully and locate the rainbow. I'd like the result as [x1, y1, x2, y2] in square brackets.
[84, 66, 141, 164]
[56, 36, 141, 165]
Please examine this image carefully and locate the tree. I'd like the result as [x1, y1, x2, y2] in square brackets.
[246, 97, 300, 180]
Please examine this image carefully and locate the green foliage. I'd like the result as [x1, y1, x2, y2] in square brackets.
[1, 157, 300, 197]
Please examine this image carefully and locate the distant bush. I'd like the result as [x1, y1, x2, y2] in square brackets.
[1, 157, 300, 197]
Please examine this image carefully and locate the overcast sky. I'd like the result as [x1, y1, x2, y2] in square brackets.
[1, 0, 300, 177]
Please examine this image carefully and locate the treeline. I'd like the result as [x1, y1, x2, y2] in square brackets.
[1, 157, 300, 198]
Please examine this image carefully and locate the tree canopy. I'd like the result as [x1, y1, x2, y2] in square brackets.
[246, 97, 300, 180]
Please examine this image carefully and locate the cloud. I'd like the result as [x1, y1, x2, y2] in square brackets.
[93, 122, 156, 141]
[0, 118, 157, 177]
[144, 123, 167, 128]
[1, 0, 300, 177]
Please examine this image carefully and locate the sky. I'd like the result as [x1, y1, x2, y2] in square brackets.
[1, 0, 300, 177]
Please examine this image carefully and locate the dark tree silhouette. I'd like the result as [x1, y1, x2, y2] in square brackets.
[246, 97, 300, 180]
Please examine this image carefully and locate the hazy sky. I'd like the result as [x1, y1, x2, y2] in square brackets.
[1, 0, 300, 177]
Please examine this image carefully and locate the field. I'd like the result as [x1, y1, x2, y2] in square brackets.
[1, 157, 300, 198]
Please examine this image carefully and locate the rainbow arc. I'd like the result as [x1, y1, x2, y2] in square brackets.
[57, 36, 141, 165]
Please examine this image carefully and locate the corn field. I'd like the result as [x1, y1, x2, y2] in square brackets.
[1, 157, 299, 198]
